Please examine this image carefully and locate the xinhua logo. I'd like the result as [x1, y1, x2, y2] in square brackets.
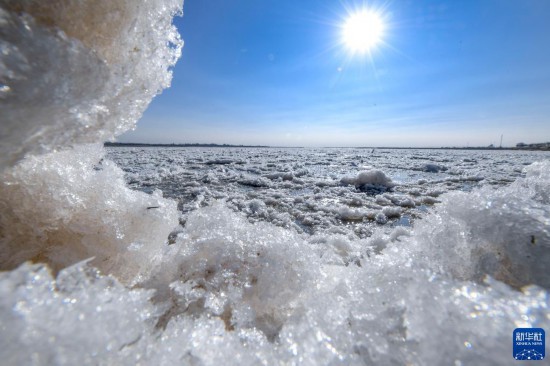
[513, 328, 545, 361]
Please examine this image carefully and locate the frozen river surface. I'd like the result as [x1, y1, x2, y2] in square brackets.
[108, 147, 545, 237]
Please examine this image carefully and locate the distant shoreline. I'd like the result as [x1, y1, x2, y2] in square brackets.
[104, 142, 270, 148]
[105, 142, 549, 151]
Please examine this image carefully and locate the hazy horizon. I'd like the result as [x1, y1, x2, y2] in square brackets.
[108, 140, 547, 149]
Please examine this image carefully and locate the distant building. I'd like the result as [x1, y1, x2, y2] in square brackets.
[516, 142, 550, 150]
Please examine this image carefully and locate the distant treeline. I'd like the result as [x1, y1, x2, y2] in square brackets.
[104, 142, 270, 148]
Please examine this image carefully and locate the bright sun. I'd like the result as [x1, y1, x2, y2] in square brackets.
[342, 10, 384, 53]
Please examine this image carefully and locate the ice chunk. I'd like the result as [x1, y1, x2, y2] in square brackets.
[422, 163, 447, 173]
[410, 160, 550, 289]
[0, 0, 183, 279]
[0, 0, 183, 170]
[0, 144, 179, 283]
[265, 172, 294, 181]
[205, 159, 235, 165]
[338, 206, 368, 221]
[0, 262, 158, 365]
[142, 202, 321, 340]
[375, 212, 388, 224]
[382, 206, 402, 218]
[341, 170, 395, 194]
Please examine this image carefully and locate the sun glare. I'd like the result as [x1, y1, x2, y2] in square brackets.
[342, 10, 384, 53]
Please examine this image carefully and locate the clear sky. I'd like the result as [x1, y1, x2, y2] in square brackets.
[119, 0, 550, 147]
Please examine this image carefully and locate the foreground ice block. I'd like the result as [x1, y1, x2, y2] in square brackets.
[0, 0, 183, 279]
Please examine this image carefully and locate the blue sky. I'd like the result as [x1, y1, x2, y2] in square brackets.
[119, 0, 550, 147]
